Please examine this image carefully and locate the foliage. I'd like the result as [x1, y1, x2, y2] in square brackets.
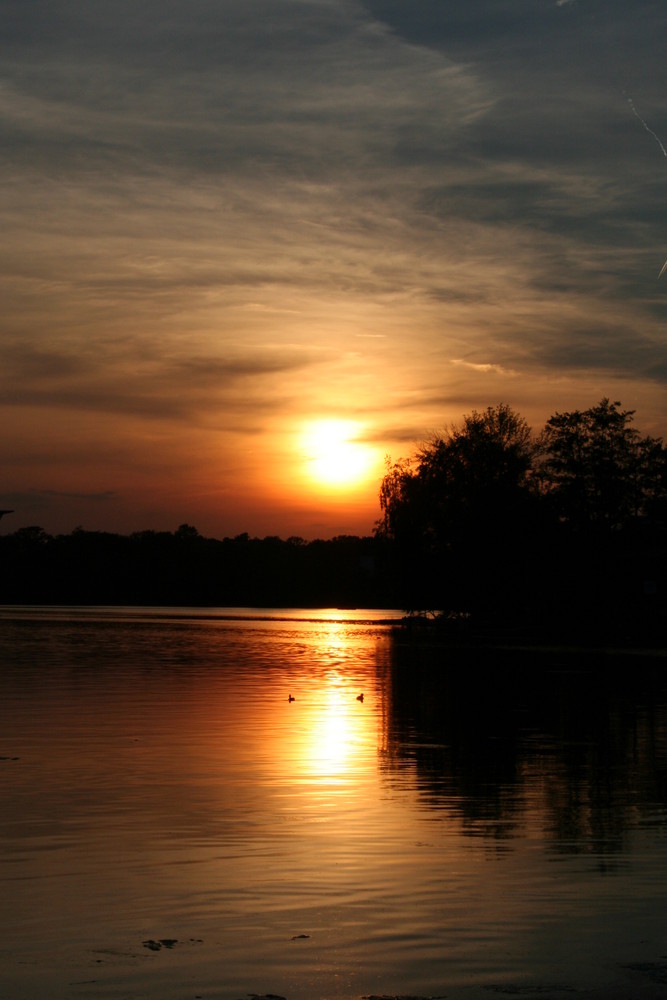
[377, 404, 538, 612]
[376, 398, 667, 636]
[536, 398, 667, 530]
[0, 527, 390, 608]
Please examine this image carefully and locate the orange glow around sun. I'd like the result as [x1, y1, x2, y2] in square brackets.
[299, 419, 379, 492]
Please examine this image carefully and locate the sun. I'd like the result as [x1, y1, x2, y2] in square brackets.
[300, 419, 375, 490]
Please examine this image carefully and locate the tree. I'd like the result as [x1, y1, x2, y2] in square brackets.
[536, 398, 667, 530]
[376, 404, 537, 613]
[377, 397, 667, 635]
[531, 399, 667, 638]
[175, 523, 200, 541]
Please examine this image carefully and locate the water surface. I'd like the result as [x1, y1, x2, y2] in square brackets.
[1, 607, 667, 1000]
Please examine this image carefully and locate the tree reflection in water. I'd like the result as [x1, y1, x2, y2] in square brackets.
[381, 640, 667, 868]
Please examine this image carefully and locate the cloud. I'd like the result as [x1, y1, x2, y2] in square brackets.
[451, 359, 518, 376]
[38, 489, 117, 502]
[0, 338, 324, 420]
[0, 2, 490, 177]
[1, 0, 665, 535]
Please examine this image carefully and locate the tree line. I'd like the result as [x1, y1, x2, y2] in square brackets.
[0, 525, 389, 608]
[376, 398, 667, 640]
[1, 397, 666, 640]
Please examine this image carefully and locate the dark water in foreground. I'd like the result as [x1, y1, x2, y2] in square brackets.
[1, 606, 667, 1000]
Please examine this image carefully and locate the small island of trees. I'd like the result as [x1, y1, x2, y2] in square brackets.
[1, 398, 666, 644]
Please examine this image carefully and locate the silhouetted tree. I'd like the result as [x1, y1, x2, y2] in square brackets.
[536, 398, 667, 530]
[0, 527, 390, 607]
[376, 404, 538, 614]
[175, 522, 200, 540]
[529, 399, 667, 637]
[377, 397, 667, 636]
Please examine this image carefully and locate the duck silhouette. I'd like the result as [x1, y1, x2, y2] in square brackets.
[356, 693, 364, 702]
[288, 694, 295, 702]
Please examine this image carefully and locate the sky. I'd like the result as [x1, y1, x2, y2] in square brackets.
[1, 0, 666, 539]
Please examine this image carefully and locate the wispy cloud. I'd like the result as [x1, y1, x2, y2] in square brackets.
[1, 0, 665, 536]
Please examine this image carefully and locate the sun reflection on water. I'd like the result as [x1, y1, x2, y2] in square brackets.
[283, 621, 379, 789]
[303, 679, 355, 780]
[6, 612, 667, 1000]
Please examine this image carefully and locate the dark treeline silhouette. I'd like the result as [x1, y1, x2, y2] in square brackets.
[2, 397, 666, 638]
[376, 398, 667, 642]
[0, 525, 394, 608]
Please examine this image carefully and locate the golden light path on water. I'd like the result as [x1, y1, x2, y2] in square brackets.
[302, 681, 355, 780]
[271, 620, 381, 793]
[2, 609, 667, 1000]
[307, 625, 360, 774]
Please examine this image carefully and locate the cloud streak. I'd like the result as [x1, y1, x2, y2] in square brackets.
[1, 0, 665, 536]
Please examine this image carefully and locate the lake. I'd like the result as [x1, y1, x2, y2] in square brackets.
[1, 606, 667, 1000]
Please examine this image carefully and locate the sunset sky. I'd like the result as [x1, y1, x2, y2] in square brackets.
[2, 0, 665, 539]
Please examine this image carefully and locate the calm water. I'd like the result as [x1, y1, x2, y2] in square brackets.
[1, 607, 667, 1000]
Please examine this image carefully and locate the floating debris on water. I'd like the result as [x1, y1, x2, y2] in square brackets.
[242, 994, 287, 1000]
[142, 938, 178, 951]
[361, 995, 448, 999]
[484, 986, 576, 995]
